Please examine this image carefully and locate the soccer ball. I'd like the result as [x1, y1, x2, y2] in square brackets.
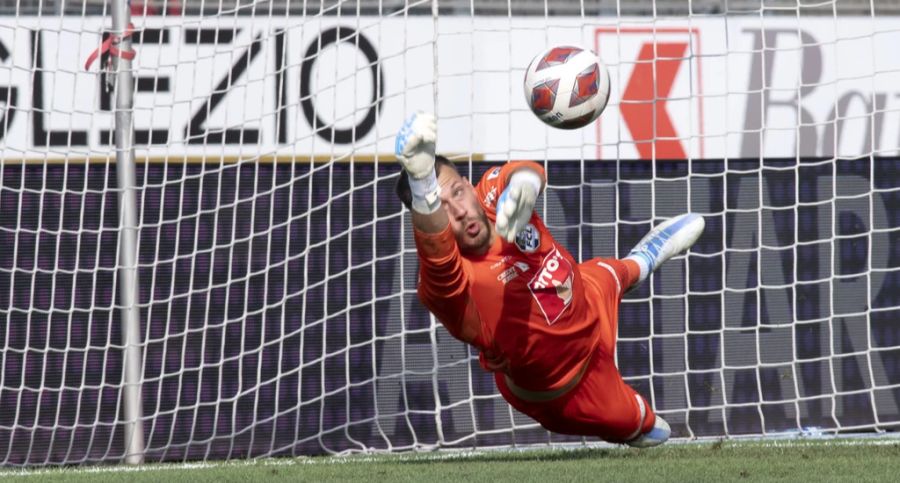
[524, 45, 611, 130]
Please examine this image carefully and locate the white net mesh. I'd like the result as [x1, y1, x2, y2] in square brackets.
[0, 0, 899, 466]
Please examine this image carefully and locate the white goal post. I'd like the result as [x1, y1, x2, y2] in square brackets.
[1, 0, 899, 466]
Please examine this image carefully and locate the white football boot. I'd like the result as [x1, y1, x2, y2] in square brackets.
[627, 416, 671, 448]
[626, 213, 706, 285]
[627, 395, 671, 448]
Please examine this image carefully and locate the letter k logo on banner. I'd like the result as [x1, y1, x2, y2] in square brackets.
[594, 27, 704, 160]
[620, 42, 688, 160]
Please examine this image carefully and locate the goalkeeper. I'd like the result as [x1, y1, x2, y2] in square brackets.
[394, 112, 705, 447]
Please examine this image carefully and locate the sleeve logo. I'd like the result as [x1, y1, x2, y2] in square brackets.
[483, 186, 498, 207]
[514, 223, 540, 253]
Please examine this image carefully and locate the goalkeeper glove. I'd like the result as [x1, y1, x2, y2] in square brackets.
[495, 169, 542, 243]
[395, 112, 441, 214]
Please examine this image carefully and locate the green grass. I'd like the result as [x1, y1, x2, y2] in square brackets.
[4, 439, 900, 482]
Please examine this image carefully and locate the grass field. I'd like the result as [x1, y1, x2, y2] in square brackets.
[3, 438, 899, 482]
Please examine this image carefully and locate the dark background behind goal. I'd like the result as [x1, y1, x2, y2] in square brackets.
[1, 157, 898, 465]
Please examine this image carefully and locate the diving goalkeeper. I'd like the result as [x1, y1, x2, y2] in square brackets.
[394, 112, 705, 446]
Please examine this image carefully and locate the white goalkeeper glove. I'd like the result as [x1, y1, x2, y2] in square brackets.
[395, 112, 441, 213]
[495, 169, 542, 243]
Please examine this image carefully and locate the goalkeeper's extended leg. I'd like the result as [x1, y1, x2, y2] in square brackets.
[625, 213, 706, 289]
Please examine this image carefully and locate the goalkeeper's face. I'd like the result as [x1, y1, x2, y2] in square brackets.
[438, 168, 493, 255]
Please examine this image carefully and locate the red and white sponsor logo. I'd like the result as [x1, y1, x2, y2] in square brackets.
[528, 246, 574, 325]
[594, 27, 705, 160]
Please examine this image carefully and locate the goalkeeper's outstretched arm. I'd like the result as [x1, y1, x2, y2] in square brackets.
[394, 112, 482, 345]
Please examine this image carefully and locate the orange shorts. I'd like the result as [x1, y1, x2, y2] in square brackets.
[494, 257, 656, 443]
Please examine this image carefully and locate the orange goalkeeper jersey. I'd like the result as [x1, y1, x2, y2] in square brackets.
[414, 161, 614, 393]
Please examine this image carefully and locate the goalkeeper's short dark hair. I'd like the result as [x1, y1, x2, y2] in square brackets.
[395, 155, 457, 210]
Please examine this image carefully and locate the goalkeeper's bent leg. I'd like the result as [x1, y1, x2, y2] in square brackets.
[494, 353, 663, 445]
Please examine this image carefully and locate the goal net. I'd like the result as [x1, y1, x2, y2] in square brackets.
[1, 0, 899, 466]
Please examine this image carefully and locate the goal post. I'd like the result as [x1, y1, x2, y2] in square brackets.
[101, 0, 147, 466]
[0, 0, 899, 467]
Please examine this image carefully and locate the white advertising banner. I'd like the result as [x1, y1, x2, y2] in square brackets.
[0, 16, 899, 160]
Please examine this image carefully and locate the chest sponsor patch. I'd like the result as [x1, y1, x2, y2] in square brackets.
[497, 266, 519, 284]
[528, 246, 574, 325]
[515, 223, 540, 253]
[496, 259, 531, 285]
